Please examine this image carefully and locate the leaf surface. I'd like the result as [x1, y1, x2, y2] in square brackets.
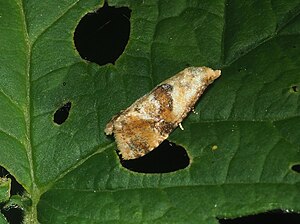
[0, 0, 300, 223]
[0, 178, 10, 204]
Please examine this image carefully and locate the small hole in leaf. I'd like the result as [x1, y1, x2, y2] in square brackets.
[1, 206, 24, 224]
[291, 164, 300, 173]
[120, 140, 190, 173]
[0, 166, 24, 196]
[291, 85, 299, 92]
[218, 210, 300, 224]
[74, 1, 131, 65]
[53, 102, 71, 125]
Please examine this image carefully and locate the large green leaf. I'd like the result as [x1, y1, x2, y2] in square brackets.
[0, 0, 300, 223]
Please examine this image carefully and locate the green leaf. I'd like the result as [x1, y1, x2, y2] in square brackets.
[0, 178, 10, 203]
[0, 214, 8, 224]
[0, 178, 10, 224]
[1, 0, 300, 223]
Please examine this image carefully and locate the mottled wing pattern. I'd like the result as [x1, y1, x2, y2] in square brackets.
[105, 67, 221, 160]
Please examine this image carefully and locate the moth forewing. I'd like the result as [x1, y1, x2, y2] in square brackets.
[105, 67, 221, 160]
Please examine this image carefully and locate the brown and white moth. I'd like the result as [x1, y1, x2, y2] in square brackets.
[105, 67, 221, 160]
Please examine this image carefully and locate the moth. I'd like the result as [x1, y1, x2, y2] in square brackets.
[105, 67, 221, 160]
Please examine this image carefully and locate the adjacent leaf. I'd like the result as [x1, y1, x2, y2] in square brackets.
[0, 0, 300, 223]
[0, 177, 10, 203]
[0, 214, 7, 224]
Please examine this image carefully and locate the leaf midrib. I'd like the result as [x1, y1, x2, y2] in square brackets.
[18, 0, 84, 217]
[18, 0, 40, 222]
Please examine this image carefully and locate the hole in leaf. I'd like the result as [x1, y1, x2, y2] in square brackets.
[218, 210, 300, 224]
[291, 85, 299, 92]
[0, 166, 24, 196]
[74, 1, 131, 65]
[53, 102, 71, 125]
[291, 164, 300, 173]
[120, 140, 190, 173]
[1, 206, 23, 224]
